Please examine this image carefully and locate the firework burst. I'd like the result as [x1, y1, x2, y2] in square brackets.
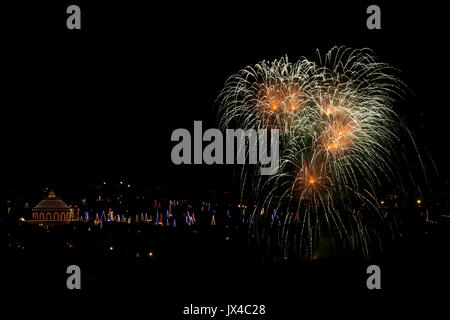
[218, 46, 413, 260]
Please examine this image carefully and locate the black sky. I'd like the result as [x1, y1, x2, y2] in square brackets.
[2, 1, 448, 197]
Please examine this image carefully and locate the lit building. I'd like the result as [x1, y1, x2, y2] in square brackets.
[30, 191, 78, 226]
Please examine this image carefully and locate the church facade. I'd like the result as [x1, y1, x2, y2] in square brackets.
[30, 191, 79, 226]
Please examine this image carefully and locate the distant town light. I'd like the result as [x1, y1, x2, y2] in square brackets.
[380, 200, 384, 205]
[417, 199, 421, 204]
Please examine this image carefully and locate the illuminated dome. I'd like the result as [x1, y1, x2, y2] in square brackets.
[31, 191, 77, 225]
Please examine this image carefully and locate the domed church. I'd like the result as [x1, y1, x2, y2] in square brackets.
[31, 191, 78, 226]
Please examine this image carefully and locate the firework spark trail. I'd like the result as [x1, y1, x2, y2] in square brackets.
[218, 46, 411, 260]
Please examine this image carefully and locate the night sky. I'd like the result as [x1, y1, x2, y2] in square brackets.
[2, 1, 448, 199]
